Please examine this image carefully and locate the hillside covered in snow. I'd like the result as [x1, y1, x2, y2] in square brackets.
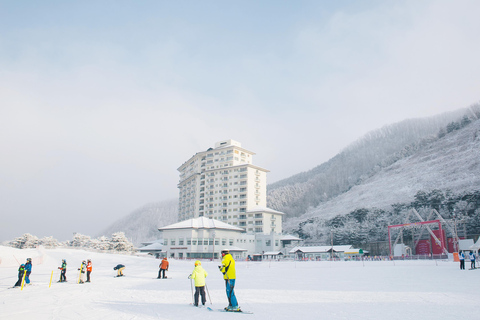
[267, 106, 478, 219]
[284, 114, 480, 247]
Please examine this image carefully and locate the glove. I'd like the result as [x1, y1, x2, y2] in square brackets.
[218, 265, 222, 270]
[188, 274, 191, 279]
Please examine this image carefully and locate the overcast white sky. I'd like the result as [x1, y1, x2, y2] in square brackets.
[1, 0, 479, 242]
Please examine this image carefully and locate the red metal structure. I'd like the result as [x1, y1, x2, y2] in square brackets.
[388, 219, 446, 257]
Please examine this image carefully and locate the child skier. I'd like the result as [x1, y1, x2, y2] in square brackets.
[78, 260, 86, 284]
[86, 259, 92, 282]
[14, 264, 26, 287]
[459, 251, 465, 270]
[469, 251, 476, 269]
[58, 259, 67, 282]
[24, 258, 32, 285]
[189, 260, 208, 306]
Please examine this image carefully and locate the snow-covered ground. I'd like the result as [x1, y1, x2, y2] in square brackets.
[1, 245, 478, 320]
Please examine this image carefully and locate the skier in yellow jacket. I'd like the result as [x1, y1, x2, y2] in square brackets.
[219, 249, 239, 311]
[189, 260, 208, 306]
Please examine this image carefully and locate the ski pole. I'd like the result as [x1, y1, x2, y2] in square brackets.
[20, 270, 26, 291]
[205, 283, 212, 305]
[49, 270, 53, 288]
[190, 277, 194, 304]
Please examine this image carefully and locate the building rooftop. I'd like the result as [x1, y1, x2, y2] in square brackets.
[247, 206, 284, 215]
[289, 245, 354, 254]
[280, 234, 303, 241]
[158, 217, 245, 232]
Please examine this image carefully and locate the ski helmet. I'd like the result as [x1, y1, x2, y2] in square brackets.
[195, 260, 201, 266]
[26, 258, 32, 262]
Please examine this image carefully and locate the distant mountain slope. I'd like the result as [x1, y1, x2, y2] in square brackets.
[98, 199, 178, 246]
[285, 116, 480, 231]
[267, 106, 478, 219]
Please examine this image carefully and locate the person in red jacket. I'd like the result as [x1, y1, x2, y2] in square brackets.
[158, 257, 169, 279]
[86, 259, 92, 282]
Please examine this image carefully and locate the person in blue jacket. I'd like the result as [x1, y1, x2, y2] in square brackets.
[24, 258, 32, 284]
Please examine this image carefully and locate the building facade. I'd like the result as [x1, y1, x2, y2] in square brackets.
[158, 217, 296, 259]
[177, 139, 283, 234]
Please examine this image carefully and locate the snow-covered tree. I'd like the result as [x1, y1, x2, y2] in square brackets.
[90, 236, 111, 251]
[39, 236, 60, 248]
[70, 233, 92, 248]
[110, 232, 134, 252]
[9, 233, 39, 249]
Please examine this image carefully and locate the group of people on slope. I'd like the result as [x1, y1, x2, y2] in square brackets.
[12, 251, 241, 311]
[458, 250, 476, 270]
[14, 258, 32, 287]
[58, 259, 93, 283]
[187, 249, 240, 312]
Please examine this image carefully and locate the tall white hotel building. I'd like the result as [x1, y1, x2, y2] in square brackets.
[177, 139, 283, 234]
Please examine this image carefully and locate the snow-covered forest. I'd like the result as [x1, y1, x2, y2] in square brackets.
[267, 105, 480, 219]
[288, 189, 480, 254]
[5, 232, 135, 252]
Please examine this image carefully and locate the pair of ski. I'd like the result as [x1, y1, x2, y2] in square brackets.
[190, 303, 252, 314]
[206, 306, 253, 314]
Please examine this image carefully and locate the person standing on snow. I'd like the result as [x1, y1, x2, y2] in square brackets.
[24, 258, 32, 285]
[14, 264, 26, 287]
[469, 251, 476, 269]
[219, 249, 239, 311]
[459, 251, 465, 270]
[58, 259, 67, 282]
[86, 259, 92, 282]
[189, 260, 208, 306]
[158, 257, 169, 279]
[78, 260, 86, 283]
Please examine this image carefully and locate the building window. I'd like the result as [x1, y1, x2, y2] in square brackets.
[171, 239, 175, 245]
[164, 239, 168, 245]
[229, 239, 234, 246]
[179, 239, 184, 245]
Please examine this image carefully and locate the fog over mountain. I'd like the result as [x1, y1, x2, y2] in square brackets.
[98, 199, 178, 246]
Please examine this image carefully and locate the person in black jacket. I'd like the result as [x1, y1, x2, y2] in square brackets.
[114, 264, 125, 277]
[14, 264, 26, 287]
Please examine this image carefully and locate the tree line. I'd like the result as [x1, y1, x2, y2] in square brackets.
[5, 231, 135, 252]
